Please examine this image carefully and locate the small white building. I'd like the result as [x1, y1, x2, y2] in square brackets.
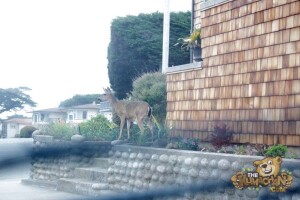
[2, 118, 32, 138]
[31, 101, 112, 126]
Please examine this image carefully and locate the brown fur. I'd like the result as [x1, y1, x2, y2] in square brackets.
[102, 87, 153, 140]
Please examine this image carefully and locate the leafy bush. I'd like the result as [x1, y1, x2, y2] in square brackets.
[129, 72, 166, 126]
[167, 136, 200, 151]
[265, 144, 288, 157]
[79, 115, 119, 141]
[42, 122, 76, 140]
[20, 126, 37, 138]
[210, 124, 234, 149]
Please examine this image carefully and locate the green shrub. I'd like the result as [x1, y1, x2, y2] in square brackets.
[20, 126, 37, 138]
[42, 122, 76, 140]
[167, 136, 200, 151]
[210, 124, 234, 149]
[79, 115, 118, 141]
[265, 144, 288, 157]
[129, 72, 166, 126]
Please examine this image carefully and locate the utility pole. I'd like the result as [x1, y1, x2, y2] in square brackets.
[162, 0, 170, 73]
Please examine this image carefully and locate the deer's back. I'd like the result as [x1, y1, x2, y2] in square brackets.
[116, 100, 150, 119]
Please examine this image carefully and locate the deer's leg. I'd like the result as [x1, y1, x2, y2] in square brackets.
[146, 118, 154, 141]
[118, 117, 125, 140]
[137, 119, 145, 134]
[126, 120, 131, 139]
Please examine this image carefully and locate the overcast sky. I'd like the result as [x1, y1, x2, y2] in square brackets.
[0, 0, 190, 118]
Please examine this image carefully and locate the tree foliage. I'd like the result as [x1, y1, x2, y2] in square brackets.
[0, 87, 36, 114]
[129, 72, 166, 125]
[108, 11, 190, 99]
[59, 94, 101, 107]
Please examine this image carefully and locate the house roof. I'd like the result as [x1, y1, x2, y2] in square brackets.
[31, 107, 65, 113]
[65, 103, 100, 110]
[4, 118, 32, 125]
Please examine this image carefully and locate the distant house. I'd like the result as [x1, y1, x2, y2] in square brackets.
[1, 118, 32, 138]
[31, 101, 112, 126]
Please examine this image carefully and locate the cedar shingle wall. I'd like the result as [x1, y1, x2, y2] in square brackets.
[166, 0, 300, 146]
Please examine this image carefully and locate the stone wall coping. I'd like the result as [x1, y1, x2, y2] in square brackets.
[113, 144, 300, 168]
[33, 135, 53, 143]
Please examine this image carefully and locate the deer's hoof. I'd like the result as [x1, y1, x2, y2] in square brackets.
[111, 140, 125, 145]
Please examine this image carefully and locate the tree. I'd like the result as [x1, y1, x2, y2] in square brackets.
[0, 87, 36, 114]
[129, 72, 166, 126]
[59, 94, 101, 107]
[108, 11, 190, 99]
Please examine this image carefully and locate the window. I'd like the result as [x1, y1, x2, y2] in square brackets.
[69, 115, 73, 121]
[41, 114, 45, 121]
[83, 111, 87, 119]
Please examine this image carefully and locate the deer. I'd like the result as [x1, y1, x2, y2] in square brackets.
[101, 87, 154, 140]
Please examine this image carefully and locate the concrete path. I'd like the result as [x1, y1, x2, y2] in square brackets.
[0, 179, 86, 200]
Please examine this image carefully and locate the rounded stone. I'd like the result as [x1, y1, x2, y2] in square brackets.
[210, 169, 220, 179]
[119, 169, 126, 175]
[144, 173, 152, 180]
[231, 161, 242, 171]
[192, 157, 200, 167]
[177, 156, 185, 163]
[245, 189, 259, 198]
[159, 176, 166, 183]
[157, 165, 166, 173]
[199, 169, 209, 179]
[129, 179, 135, 186]
[132, 162, 139, 169]
[152, 174, 159, 181]
[180, 168, 189, 176]
[184, 158, 192, 165]
[144, 153, 151, 160]
[150, 164, 156, 172]
[165, 166, 173, 174]
[221, 172, 232, 181]
[136, 171, 143, 178]
[168, 155, 177, 165]
[115, 151, 121, 158]
[151, 154, 159, 161]
[135, 180, 143, 188]
[127, 162, 133, 168]
[115, 160, 121, 166]
[121, 152, 129, 159]
[173, 166, 180, 174]
[108, 167, 114, 174]
[159, 154, 169, 163]
[121, 161, 127, 168]
[92, 183, 108, 190]
[218, 159, 231, 170]
[130, 170, 136, 177]
[107, 177, 115, 183]
[129, 153, 137, 159]
[138, 162, 145, 169]
[108, 150, 114, 157]
[71, 134, 85, 143]
[209, 159, 218, 168]
[145, 163, 151, 170]
[201, 158, 209, 167]
[137, 153, 144, 160]
[188, 168, 198, 177]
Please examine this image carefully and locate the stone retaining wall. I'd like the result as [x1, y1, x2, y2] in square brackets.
[107, 145, 300, 200]
[30, 135, 111, 181]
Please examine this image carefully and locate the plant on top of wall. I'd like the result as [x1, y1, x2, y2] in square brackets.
[265, 144, 288, 158]
[210, 123, 234, 150]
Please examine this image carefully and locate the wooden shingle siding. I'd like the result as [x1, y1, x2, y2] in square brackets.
[166, 0, 300, 146]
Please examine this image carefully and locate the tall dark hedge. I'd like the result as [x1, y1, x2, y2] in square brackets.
[108, 12, 191, 99]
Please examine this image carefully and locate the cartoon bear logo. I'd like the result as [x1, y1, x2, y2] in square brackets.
[253, 156, 282, 177]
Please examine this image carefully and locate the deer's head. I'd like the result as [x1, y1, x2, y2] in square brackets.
[101, 87, 115, 102]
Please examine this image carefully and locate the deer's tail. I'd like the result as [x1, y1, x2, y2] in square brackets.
[147, 107, 152, 118]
